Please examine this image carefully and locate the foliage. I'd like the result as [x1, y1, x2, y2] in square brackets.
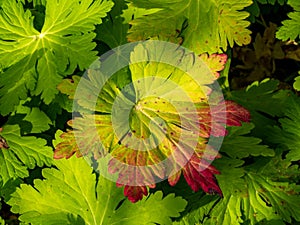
[293, 72, 300, 90]
[0, 0, 300, 225]
[0, 125, 53, 184]
[8, 156, 187, 225]
[54, 43, 252, 202]
[0, 0, 113, 115]
[276, 0, 300, 40]
[127, 0, 253, 54]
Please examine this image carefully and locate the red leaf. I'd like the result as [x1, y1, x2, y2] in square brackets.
[198, 100, 250, 137]
[168, 170, 182, 186]
[123, 185, 148, 203]
[182, 154, 222, 196]
[108, 158, 155, 188]
[225, 100, 251, 126]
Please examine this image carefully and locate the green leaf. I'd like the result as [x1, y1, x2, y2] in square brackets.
[229, 79, 292, 117]
[227, 79, 294, 138]
[122, 2, 160, 24]
[221, 123, 274, 158]
[0, 0, 114, 114]
[276, 0, 300, 40]
[127, 0, 252, 54]
[175, 156, 300, 225]
[0, 217, 4, 225]
[0, 125, 53, 184]
[266, 97, 300, 161]
[0, 178, 22, 202]
[8, 156, 187, 225]
[0, 53, 38, 116]
[173, 118, 300, 225]
[96, 0, 129, 48]
[293, 73, 300, 91]
[246, 0, 260, 22]
[12, 99, 52, 133]
[0, 150, 28, 185]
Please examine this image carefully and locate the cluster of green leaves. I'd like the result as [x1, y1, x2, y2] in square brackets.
[168, 79, 300, 225]
[0, 0, 300, 225]
[276, 0, 300, 41]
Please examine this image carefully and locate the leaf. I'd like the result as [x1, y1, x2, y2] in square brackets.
[121, 2, 160, 24]
[174, 155, 300, 225]
[0, 125, 53, 184]
[0, 178, 22, 202]
[8, 156, 187, 225]
[266, 96, 300, 161]
[221, 123, 274, 158]
[53, 115, 115, 159]
[55, 42, 250, 202]
[0, 0, 114, 114]
[199, 53, 228, 78]
[276, 0, 300, 40]
[197, 100, 251, 138]
[12, 99, 52, 133]
[127, 0, 252, 54]
[0, 150, 28, 184]
[0, 53, 38, 116]
[293, 73, 300, 91]
[173, 114, 300, 225]
[96, 0, 129, 48]
[181, 154, 222, 196]
[228, 79, 293, 117]
[57, 75, 81, 100]
[0, 217, 4, 225]
[232, 23, 285, 88]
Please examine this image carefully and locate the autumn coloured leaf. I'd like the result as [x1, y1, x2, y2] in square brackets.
[199, 53, 228, 78]
[197, 100, 251, 138]
[122, 185, 148, 203]
[181, 154, 222, 196]
[55, 42, 250, 202]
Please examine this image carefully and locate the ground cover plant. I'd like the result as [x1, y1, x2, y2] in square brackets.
[0, 0, 300, 224]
